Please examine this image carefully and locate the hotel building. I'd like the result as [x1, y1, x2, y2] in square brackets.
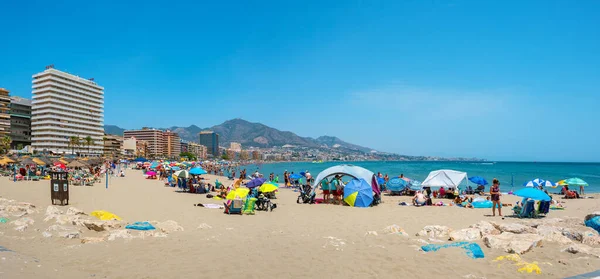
[9, 96, 32, 149]
[31, 66, 104, 155]
[0, 88, 11, 137]
[163, 131, 181, 159]
[123, 128, 165, 157]
[199, 131, 219, 156]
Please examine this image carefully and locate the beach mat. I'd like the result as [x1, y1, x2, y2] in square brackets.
[125, 221, 155, 231]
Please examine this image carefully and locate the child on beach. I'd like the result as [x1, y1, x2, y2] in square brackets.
[490, 178, 502, 216]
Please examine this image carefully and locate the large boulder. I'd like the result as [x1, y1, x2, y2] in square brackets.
[45, 206, 62, 216]
[57, 230, 80, 239]
[81, 237, 106, 244]
[416, 225, 452, 238]
[483, 232, 543, 254]
[449, 228, 482, 241]
[536, 225, 573, 245]
[154, 220, 184, 233]
[563, 244, 600, 258]
[77, 219, 122, 232]
[495, 223, 536, 234]
[469, 221, 500, 236]
[562, 227, 598, 242]
[66, 207, 86, 215]
[11, 217, 34, 232]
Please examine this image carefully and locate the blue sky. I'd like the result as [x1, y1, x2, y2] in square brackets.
[1, 0, 599, 162]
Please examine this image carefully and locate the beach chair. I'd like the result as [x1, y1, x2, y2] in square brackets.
[537, 201, 550, 216]
[224, 199, 244, 215]
[518, 200, 536, 218]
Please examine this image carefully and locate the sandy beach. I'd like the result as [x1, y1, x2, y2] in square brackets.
[1, 169, 599, 279]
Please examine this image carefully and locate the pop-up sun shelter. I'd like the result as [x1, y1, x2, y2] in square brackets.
[311, 164, 380, 196]
[421, 169, 468, 188]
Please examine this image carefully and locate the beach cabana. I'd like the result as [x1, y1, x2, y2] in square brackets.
[133, 157, 148, 163]
[311, 164, 380, 195]
[421, 169, 468, 188]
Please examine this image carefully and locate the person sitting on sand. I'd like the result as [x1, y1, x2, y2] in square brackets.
[413, 191, 426, 206]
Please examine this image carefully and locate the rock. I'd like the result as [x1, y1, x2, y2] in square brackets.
[416, 225, 452, 238]
[365, 231, 378, 236]
[483, 232, 543, 254]
[53, 215, 82, 225]
[383, 224, 407, 235]
[47, 225, 73, 232]
[42, 232, 52, 238]
[14, 225, 28, 232]
[78, 219, 122, 232]
[563, 244, 600, 258]
[11, 217, 34, 227]
[139, 231, 168, 238]
[582, 235, 600, 246]
[45, 206, 62, 216]
[57, 230, 80, 239]
[449, 228, 482, 241]
[107, 229, 135, 241]
[66, 207, 85, 215]
[537, 225, 573, 245]
[81, 237, 106, 244]
[470, 221, 500, 236]
[562, 227, 599, 242]
[155, 220, 184, 233]
[496, 223, 535, 234]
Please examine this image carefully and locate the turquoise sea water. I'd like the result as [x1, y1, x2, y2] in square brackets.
[243, 161, 600, 193]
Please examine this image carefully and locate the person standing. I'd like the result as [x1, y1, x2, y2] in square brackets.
[490, 178, 502, 216]
[283, 171, 288, 187]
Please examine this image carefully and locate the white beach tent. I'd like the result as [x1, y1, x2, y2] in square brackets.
[311, 164, 379, 194]
[421, 169, 469, 188]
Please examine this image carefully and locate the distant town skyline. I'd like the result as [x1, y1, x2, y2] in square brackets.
[1, 1, 599, 162]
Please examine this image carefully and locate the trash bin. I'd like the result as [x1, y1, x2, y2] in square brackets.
[50, 171, 69, 205]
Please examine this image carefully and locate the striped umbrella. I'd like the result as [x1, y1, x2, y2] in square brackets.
[523, 178, 545, 187]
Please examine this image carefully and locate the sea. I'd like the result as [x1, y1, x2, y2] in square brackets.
[241, 161, 600, 193]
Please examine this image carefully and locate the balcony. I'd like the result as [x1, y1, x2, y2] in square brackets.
[32, 110, 103, 126]
[32, 81, 104, 103]
[32, 91, 103, 110]
[31, 124, 104, 136]
[32, 74, 104, 94]
[33, 103, 104, 119]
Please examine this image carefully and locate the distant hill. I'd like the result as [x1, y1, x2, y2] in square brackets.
[104, 125, 125, 136]
[104, 118, 375, 152]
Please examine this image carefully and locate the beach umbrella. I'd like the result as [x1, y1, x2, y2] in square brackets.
[189, 167, 207, 175]
[409, 180, 423, 191]
[523, 178, 545, 187]
[469, 176, 488, 186]
[343, 179, 374, 208]
[67, 160, 88, 168]
[32, 158, 46, 165]
[146, 171, 157, 176]
[53, 161, 66, 169]
[289, 174, 302, 180]
[513, 187, 551, 201]
[174, 170, 190, 179]
[246, 177, 266, 188]
[259, 182, 279, 193]
[539, 180, 556, 187]
[171, 166, 181, 171]
[387, 177, 407, 191]
[226, 187, 250, 200]
[377, 177, 385, 186]
[564, 178, 588, 187]
[300, 171, 306, 177]
[1, 156, 15, 163]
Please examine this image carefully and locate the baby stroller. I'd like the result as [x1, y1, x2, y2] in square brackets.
[256, 193, 274, 211]
[297, 184, 315, 204]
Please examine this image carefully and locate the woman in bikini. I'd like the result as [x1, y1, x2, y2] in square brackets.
[490, 178, 502, 216]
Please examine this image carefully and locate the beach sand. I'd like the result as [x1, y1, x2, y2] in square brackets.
[1, 170, 599, 278]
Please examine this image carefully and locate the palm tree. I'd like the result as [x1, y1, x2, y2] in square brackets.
[84, 136, 94, 156]
[1, 136, 11, 154]
[69, 136, 79, 155]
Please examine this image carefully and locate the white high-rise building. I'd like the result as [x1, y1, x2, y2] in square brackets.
[31, 66, 104, 155]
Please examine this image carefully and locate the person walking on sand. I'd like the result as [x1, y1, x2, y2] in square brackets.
[490, 178, 502, 216]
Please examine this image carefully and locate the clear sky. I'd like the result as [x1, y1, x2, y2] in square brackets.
[1, 0, 599, 162]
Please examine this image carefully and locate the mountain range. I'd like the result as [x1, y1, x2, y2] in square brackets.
[104, 119, 374, 153]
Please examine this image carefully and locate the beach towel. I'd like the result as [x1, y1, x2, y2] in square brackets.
[585, 215, 600, 234]
[196, 203, 224, 209]
[125, 222, 155, 230]
[421, 242, 484, 259]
